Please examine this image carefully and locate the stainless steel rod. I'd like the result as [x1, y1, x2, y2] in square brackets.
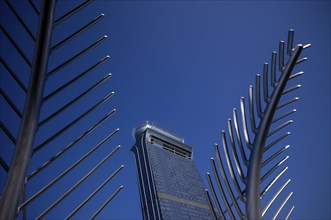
[5, 0, 36, 41]
[19, 129, 119, 210]
[0, 157, 9, 172]
[248, 86, 257, 133]
[277, 97, 299, 109]
[255, 74, 263, 118]
[240, 97, 251, 147]
[27, 110, 116, 180]
[44, 55, 110, 101]
[265, 132, 291, 152]
[34, 93, 115, 153]
[221, 131, 244, 201]
[214, 144, 244, 218]
[268, 120, 293, 137]
[48, 35, 107, 76]
[262, 179, 291, 217]
[52, 14, 104, 51]
[89, 185, 123, 220]
[0, 1, 55, 218]
[65, 165, 124, 219]
[262, 145, 290, 167]
[272, 192, 293, 220]
[289, 71, 303, 80]
[285, 206, 295, 220]
[0, 57, 27, 92]
[227, 119, 245, 183]
[287, 29, 294, 55]
[55, 0, 95, 26]
[28, 0, 39, 15]
[263, 63, 269, 102]
[204, 189, 218, 220]
[0, 88, 22, 117]
[261, 157, 288, 183]
[271, 51, 277, 87]
[260, 167, 288, 199]
[279, 41, 285, 71]
[39, 74, 112, 126]
[0, 121, 16, 144]
[0, 24, 32, 67]
[232, 108, 248, 163]
[272, 109, 296, 124]
[283, 85, 301, 95]
[206, 173, 225, 220]
[36, 147, 122, 219]
[210, 158, 236, 220]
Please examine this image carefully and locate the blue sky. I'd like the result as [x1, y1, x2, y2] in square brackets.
[0, 0, 330, 219]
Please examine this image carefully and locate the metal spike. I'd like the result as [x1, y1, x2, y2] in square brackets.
[36, 152, 122, 219]
[271, 52, 277, 87]
[222, 130, 244, 202]
[303, 44, 311, 49]
[227, 119, 245, 183]
[0, 24, 32, 67]
[65, 165, 124, 219]
[44, 55, 110, 101]
[89, 185, 123, 220]
[27, 110, 116, 180]
[268, 120, 293, 137]
[4, 0, 36, 41]
[0, 88, 22, 117]
[285, 206, 295, 220]
[262, 179, 291, 217]
[262, 145, 290, 167]
[0, 121, 16, 145]
[272, 192, 293, 220]
[272, 109, 296, 124]
[52, 14, 105, 52]
[289, 71, 304, 80]
[263, 63, 269, 102]
[39, 74, 113, 126]
[19, 132, 120, 210]
[55, 0, 95, 26]
[214, 144, 244, 219]
[287, 29, 294, 55]
[210, 158, 236, 220]
[0, 157, 9, 172]
[296, 57, 308, 65]
[260, 167, 288, 199]
[248, 86, 257, 133]
[34, 94, 115, 153]
[0, 57, 27, 92]
[261, 158, 289, 183]
[277, 97, 299, 109]
[0, 122, 16, 146]
[255, 74, 263, 118]
[206, 174, 225, 220]
[28, 0, 39, 15]
[279, 41, 285, 71]
[240, 97, 251, 147]
[48, 35, 108, 76]
[232, 108, 248, 163]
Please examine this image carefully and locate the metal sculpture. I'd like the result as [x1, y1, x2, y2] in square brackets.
[0, 1, 123, 219]
[205, 29, 310, 220]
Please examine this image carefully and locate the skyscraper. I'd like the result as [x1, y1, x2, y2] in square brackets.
[131, 123, 213, 220]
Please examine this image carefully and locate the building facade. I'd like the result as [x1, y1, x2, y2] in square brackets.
[131, 123, 213, 220]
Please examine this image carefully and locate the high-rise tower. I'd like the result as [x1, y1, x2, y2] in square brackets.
[131, 123, 212, 220]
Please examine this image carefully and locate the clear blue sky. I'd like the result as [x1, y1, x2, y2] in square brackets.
[0, 1, 330, 219]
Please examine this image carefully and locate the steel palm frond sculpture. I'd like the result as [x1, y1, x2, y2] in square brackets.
[205, 30, 310, 220]
[0, 1, 123, 219]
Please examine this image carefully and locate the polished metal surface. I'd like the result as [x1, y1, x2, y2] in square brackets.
[205, 29, 310, 219]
